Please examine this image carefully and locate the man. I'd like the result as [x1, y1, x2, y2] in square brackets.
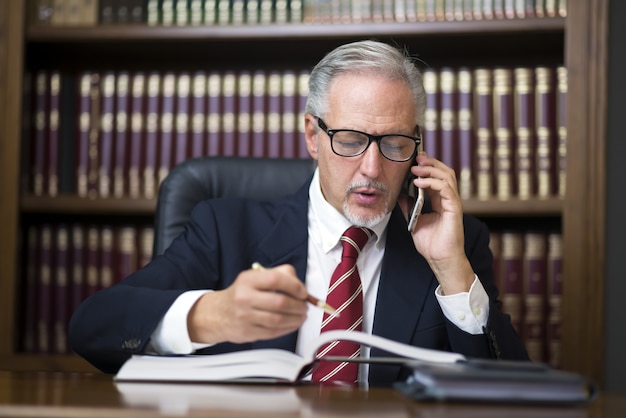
[69, 40, 528, 387]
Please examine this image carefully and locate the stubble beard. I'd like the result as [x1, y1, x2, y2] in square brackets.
[343, 180, 389, 229]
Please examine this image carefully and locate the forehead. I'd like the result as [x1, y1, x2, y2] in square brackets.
[326, 73, 417, 130]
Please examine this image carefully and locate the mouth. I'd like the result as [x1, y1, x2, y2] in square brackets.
[348, 184, 387, 206]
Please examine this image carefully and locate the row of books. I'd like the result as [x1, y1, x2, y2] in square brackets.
[31, 0, 568, 27]
[23, 64, 565, 202]
[490, 230, 562, 367]
[23, 69, 311, 200]
[19, 223, 154, 355]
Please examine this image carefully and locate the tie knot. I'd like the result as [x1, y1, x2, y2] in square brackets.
[340, 227, 372, 259]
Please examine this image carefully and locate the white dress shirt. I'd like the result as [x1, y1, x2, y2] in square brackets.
[148, 169, 490, 375]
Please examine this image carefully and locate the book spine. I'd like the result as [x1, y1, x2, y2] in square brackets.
[297, 70, 310, 159]
[129, 72, 146, 199]
[87, 73, 101, 199]
[158, 72, 176, 187]
[251, 70, 267, 157]
[547, 232, 563, 368]
[139, 226, 155, 268]
[237, 70, 253, 157]
[513, 67, 536, 200]
[81, 0, 98, 25]
[76, 72, 91, 197]
[493, 68, 514, 201]
[266, 71, 282, 158]
[281, 70, 298, 158]
[47, 71, 61, 197]
[176, 0, 190, 25]
[33, 71, 49, 197]
[190, 71, 207, 158]
[144, 72, 160, 199]
[98, 72, 116, 198]
[100, 226, 114, 290]
[128, 0, 145, 23]
[556, 66, 568, 198]
[85, 226, 100, 299]
[501, 231, 524, 337]
[58, 73, 76, 194]
[206, 71, 222, 156]
[37, 224, 53, 353]
[221, 71, 237, 156]
[189, 0, 203, 25]
[70, 224, 86, 324]
[99, 0, 115, 23]
[523, 232, 547, 362]
[204, 0, 217, 24]
[116, 226, 138, 284]
[474, 68, 494, 200]
[535, 67, 557, 198]
[489, 231, 502, 291]
[146, 0, 160, 25]
[439, 68, 458, 176]
[113, 71, 130, 198]
[174, 72, 191, 165]
[53, 224, 69, 354]
[162, 0, 175, 25]
[22, 226, 39, 352]
[422, 68, 439, 160]
[457, 68, 473, 199]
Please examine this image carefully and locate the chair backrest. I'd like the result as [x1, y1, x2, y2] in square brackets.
[153, 156, 316, 256]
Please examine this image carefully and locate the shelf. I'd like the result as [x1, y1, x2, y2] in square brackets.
[19, 194, 562, 217]
[26, 17, 565, 42]
[20, 195, 157, 215]
[0, 354, 99, 373]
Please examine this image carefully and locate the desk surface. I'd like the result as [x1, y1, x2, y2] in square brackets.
[0, 371, 623, 418]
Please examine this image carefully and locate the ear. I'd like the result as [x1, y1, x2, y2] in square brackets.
[304, 115, 319, 160]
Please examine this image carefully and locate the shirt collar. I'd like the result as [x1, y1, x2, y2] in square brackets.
[308, 168, 390, 253]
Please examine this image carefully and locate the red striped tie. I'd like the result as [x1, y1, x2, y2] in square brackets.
[312, 226, 372, 384]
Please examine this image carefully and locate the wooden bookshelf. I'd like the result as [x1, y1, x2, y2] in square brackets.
[0, 0, 609, 385]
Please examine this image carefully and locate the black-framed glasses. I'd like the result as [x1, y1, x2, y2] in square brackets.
[316, 117, 421, 162]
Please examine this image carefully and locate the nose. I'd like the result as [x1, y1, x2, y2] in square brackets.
[359, 141, 383, 179]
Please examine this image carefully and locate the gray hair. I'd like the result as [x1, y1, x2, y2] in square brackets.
[305, 40, 426, 127]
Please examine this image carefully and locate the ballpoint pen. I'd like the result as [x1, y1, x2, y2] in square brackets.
[251, 262, 340, 318]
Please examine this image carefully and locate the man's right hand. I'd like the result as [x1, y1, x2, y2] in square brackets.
[186, 264, 309, 344]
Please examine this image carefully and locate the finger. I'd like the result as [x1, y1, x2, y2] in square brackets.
[250, 264, 308, 301]
[250, 290, 309, 316]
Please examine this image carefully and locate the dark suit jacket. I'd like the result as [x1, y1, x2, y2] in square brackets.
[69, 177, 528, 386]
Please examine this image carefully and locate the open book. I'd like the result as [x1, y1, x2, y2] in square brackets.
[114, 330, 464, 383]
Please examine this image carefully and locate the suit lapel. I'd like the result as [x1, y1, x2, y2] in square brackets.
[370, 206, 437, 385]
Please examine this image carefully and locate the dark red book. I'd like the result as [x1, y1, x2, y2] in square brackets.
[457, 67, 474, 199]
[113, 71, 130, 198]
[473, 68, 494, 200]
[281, 70, 298, 158]
[76, 72, 92, 197]
[138, 226, 154, 268]
[87, 73, 101, 199]
[556, 66, 567, 198]
[36, 224, 54, 353]
[237, 70, 253, 157]
[190, 71, 207, 159]
[493, 68, 515, 201]
[547, 232, 563, 368]
[100, 225, 114, 290]
[174, 73, 191, 166]
[439, 68, 458, 177]
[128, 72, 146, 199]
[206, 71, 222, 156]
[116, 226, 138, 283]
[513, 67, 536, 200]
[158, 72, 176, 188]
[69, 224, 86, 330]
[143, 71, 161, 199]
[32, 70, 49, 197]
[47, 71, 61, 197]
[53, 224, 69, 354]
[251, 70, 267, 157]
[535, 67, 557, 198]
[500, 231, 524, 338]
[221, 71, 237, 156]
[22, 226, 40, 353]
[296, 70, 310, 159]
[98, 71, 116, 198]
[266, 71, 282, 158]
[85, 225, 100, 299]
[523, 232, 548, 363]
[422, 68, 439, 160]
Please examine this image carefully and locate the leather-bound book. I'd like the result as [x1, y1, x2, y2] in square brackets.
[513, 67, 536, 200]
[143, 72, 160, 199]
[535, 67, 557, 198]
[37, 225, 54, 353]
[174, 72, 191, 165]
[500, 231, 524, 337]
[493, 68, 514, 201]
[100, 226, 114, 290]
[439, 68, 458, 178]
[457, 68, 474, 199]
[221, 71, 237, 156]
[206, 71, 222, 156]
[556, 66, 567, 198]
[158, 72, 176, 187]
[70, 224, 86, 328]
[547, 232, 563, 368]
[116, 226, 138, 283]
[190, 71, 207, 158]
[85, 225, 100, 299]
[296, 70, 310, 159]
[251, 70, 267, 157]
[523, 232, 548, 362]
[22, 226, 39, 353]
[33, 70, 49, 197]
[113, 71, 130, 198]
[281, 70, 298, 158]
[128, 72, 146, 199]
[98, 71, 116, 198]
[237, 70, 253, 157]
[47, 71, 61, 196]
[422, 68, 440, 160]
[53, 224, 69, 354]
[473, 68, 494, 200]
[266, 71, 282, 158]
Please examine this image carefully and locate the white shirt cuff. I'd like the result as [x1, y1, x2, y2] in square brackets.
[148, 289, 213, 354]
[435, 275, 489, 335]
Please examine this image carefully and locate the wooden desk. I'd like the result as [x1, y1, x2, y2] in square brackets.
[0, 371, 623, 418]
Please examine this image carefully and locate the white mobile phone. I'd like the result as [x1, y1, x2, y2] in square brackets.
[407, 142, 424, 233]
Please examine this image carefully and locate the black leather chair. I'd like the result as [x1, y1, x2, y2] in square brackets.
[152, 156, 317, 256]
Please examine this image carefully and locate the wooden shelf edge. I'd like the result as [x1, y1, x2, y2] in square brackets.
[463, 197, 563, 216]
[0, 354, 99, 373]
[26, 17, 565, 42]
[20, 195, 157, 215]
